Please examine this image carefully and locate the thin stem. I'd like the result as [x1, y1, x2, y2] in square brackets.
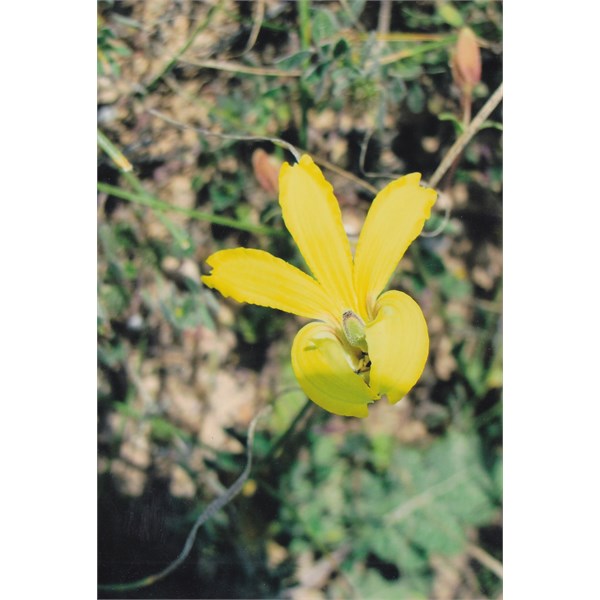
[179, 57, 301, 78]
[146, 109, 376, 193]
[377, 0, 392, 38]
[436, 91, 473, 190]
[421, 87, 474, 238]
[298, 0, 311, 53]
[97, 129, 132, 173]
[264, 397, 313, 461]
[466, 543, 503, 579]
[147, 108, 301, 161]
[361, 32, 447, 42]
[98, 406, 271, 592]
[97, 182, 280, 236]
[373, 37, 457, 67]
[230, 0, 265, 57]
[98, 125, 282, 236]
[427, 82, 503, 190]
[297, 0, 312, 149]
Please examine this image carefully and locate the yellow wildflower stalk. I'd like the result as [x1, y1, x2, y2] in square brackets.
[202, 155, 436, 417]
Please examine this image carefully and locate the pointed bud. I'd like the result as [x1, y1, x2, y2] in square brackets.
[342, 310, 368, 353]
[451, 27, 481, 96]
[252, 149, 281, 195]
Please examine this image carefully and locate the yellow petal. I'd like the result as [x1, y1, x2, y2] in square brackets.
[291, 322, 375, 418]
[201, 248, 337, 323]
[279, 155, 358, 318]
[353, 173, 437, 319]
[365, 290, 429, 404]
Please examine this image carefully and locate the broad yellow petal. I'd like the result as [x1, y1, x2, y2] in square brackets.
[291, 322, 375, 418]
[202, 248, 337, 323]
[279, 155, 358, 319]
[365, 290, 429, 404]
[353, 173, 436, 318]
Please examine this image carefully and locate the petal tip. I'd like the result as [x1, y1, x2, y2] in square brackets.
[404, 172, 423, 186]
[385, 393, 405, 406]
[298, 154, 314, 167]
[344, 404, 370, 418]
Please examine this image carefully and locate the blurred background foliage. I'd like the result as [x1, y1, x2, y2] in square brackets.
[97, 1, 502, 598]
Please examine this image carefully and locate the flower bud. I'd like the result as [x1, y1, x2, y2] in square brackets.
[252, 149, 281, 195]
[451, 27, 481, 96]
[342, 310, 368, 353]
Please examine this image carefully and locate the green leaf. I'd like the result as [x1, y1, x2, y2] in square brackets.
[369, 524, 429, 572]
[350, 568, 429, 600]
[371, 434, 394, 472]
[439, 111, 465, 135]
[492, 456, 503, 499]
[160, 293, 214, 331]
[407, 506, 465, 555]
[440, 272, 472, 300]
[279, 424, 497, 597]
[311, 8, 339, 44]
[340, 0, 366, 23]
[98, 339, 127, 368]
[421, 245, 446, 277]
[384, 431, 496, 553]
[274, 50, 313, 70]
[209, 180, 239, 211]
[333, 37, 349, 59]
[480, 120, 504, 132]
[437, 2, 464, 28]
[99, 283, 129, 317]
[150, 417, 193, 443]
[407, 83, 426, 113]
[313, 434, 338, 467]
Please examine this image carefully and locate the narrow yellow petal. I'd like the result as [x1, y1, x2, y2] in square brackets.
[279, 155, 358, 318]
[291, 322, 376, 418]
[201, 248, 337, 323]
[353, 173, 437, 318]
[365, 290, 429, 404]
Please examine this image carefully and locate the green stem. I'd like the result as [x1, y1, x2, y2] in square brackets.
[97, 129, 133, 173]
[264, 397, 314, 461]
[97, 182, 281, 236]
[298, 0, 311, 50]
[297, 0, 312, 149]
[377, 36, 457, 66]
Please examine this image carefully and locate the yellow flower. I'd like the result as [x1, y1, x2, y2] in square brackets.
[202, 155, 437, 417]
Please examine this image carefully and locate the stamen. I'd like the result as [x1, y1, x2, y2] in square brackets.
[354, 354, 372, 374]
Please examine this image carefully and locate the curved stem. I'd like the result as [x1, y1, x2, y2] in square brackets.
[98, 406, 271, 592]
[427, 82, 503, 190]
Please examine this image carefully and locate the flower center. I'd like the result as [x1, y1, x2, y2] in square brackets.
[342, 310, 372, 381]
